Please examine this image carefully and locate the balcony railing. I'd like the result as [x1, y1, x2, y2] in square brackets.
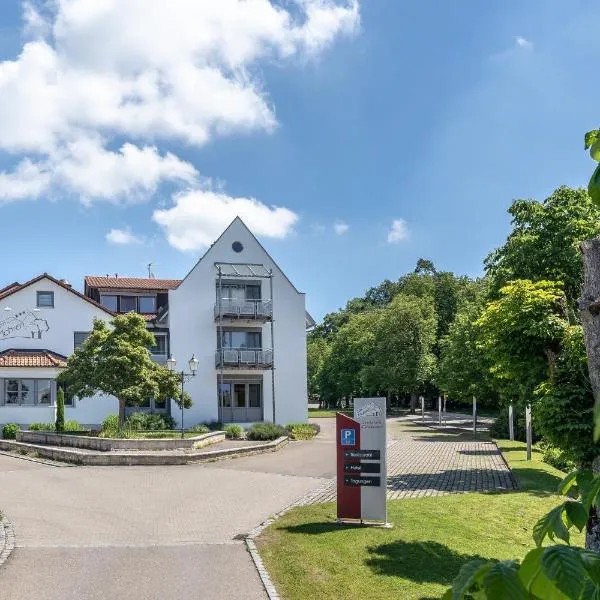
[214, 299, 272, 321]
[215, 348, 273, 369]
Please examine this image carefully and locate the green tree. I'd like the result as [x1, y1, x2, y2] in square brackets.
[438, 302, 497, 404]
[364, 294, 437, 409]
[55, 386, 65, 433]
[58, 313, 188, 426]
[476, 280, 568, 404]
[307, 336, 330, 403]
[485, 186, 600, 312]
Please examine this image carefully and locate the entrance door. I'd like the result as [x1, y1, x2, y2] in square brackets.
[220, 381, 263, 423]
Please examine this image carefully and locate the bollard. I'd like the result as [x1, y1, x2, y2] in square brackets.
[438, 395, 442, 426]
[443, 394, 447, 426]
[508, 404, 514, 441]
[473, 396, 477, 434]
[420, 395, 424, 421]
[526, 404, 532, 461]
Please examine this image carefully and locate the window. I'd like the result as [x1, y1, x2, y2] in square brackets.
[219, 383, 232, 407]
[139, 296, 156, 313]
[219, 330, 262, 349]
[150, 334, 168, 355]
[154, 397, 167, 410]
[74, 331, 91, 350]
[232, 241, 244, 253]
[3, 379, 51, 406]
[245, 285, 261, 300]
[249, 383, 261, 408]
[234, 384, 246, 408]
[36, 291, 54, 308]
[37, 381, 51, 405]
[120, 296, 137, 313]
[100, 295, 118, 311]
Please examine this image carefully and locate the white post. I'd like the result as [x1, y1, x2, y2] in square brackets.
[508, 404, 514, 441]
[438, 395, 442, 426]
[472, 396, 477, 434]
[420, 395, 424, 421]
[443, 394, 447, 426]
[526, 404, 532, 461]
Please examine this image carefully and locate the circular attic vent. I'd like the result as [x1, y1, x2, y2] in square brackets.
[232, 241, 244, 253]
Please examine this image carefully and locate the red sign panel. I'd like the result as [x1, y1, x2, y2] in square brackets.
[336, 413, 361, 519]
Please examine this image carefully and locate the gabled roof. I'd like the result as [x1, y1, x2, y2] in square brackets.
[180, 217, 304, 294]
[0, 349, 68, 368]
[0, 282, 21, 296]
[0, 273, 114, 315]
[84, 276, 182, 291]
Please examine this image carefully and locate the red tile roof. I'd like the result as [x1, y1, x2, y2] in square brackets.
[0, 274, 114, 315]
[0, 349, 68, 368]
[84, 276, 182, 290]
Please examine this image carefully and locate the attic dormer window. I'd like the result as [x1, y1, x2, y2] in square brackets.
[232, 241, 243, 253]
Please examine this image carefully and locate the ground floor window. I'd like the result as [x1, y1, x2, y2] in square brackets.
[2, 379, 53, 406]
[219, 379, 263, 423]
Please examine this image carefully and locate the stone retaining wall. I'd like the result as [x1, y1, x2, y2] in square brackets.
[0, 436, 289, 466]
[17, 430, 223, 451]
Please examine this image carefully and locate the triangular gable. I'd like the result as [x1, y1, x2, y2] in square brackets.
[179, 217, 304, 295]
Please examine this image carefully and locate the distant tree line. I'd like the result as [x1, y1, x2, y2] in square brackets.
[308, 185, 600, 466]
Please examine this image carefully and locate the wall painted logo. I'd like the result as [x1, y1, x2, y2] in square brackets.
[355, 401, 382, 419]
[0, 311, 50, 340]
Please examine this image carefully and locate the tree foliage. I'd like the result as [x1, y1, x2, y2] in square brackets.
[477, 280, 568, 403]
[484, 186, 600, 312]
[58, 313, 188, 425]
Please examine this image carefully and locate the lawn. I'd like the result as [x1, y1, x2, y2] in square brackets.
[308, 408, 353, 418]
[257, 439, 582, 600]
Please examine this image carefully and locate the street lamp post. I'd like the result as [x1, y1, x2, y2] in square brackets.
[167, 354, 199, 439]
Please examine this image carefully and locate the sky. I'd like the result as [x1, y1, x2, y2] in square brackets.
[0, 0, 599, 321]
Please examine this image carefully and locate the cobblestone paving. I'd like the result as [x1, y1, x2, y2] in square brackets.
[295, 416, 516, 505]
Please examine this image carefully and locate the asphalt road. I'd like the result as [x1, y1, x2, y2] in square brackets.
[0, 419, 335, 600]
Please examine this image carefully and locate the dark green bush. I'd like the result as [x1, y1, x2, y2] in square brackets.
[224, 424, 244, 439]
[101, 414, 119, 434]
[29, 422, 55, 431]
[540, 443, 576, 472]
[55, 387, 65, 433]
[125, 412, 176, 431]
[286, 423, 319, 440]
[489, 406, 540, 443]
[2, 423, 19, 439]
[246, 423, 286, 441]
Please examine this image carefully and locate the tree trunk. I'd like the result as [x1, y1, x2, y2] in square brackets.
[579, 237, 600, 550]
[118, 398, 126, 428]
[410, 392, 417, 414]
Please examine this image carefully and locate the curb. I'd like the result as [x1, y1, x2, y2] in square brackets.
[245, 480, 334, 600]
[0, 514, 15, 569]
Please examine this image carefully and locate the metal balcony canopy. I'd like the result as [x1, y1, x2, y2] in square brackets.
[214, 263, 272, 278]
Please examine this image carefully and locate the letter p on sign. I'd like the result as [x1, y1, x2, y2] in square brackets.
[341, 428, 355, 446]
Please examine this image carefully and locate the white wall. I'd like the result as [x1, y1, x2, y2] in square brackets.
[0, 278, 115, 426]
[169, 219, 308, 426]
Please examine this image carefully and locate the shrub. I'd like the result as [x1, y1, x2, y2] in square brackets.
[540, 443, 576, 472]
[189, 424, 210, 434]
[2, 423, 19, 439]
[224, 424, 243, 439]
[125, 412, 176, 431]
[246, 422, 286, 441]
[286, 423, 318, 440]
[56, 387, 65, 433]
[28, 422, 55, 431]
[64, 420, 82, 431]
[101, 414, 119, 433]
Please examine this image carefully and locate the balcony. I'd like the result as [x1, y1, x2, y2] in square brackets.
[215, 349, 273, 369]
[214, 299, 272, 321]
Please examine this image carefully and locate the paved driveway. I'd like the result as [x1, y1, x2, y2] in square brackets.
[0, 421, 335, 600]
[0, 417, 514, 599]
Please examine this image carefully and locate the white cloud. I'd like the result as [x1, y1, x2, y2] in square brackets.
[106, 228, 143, 245]
[387, 219, 408, 244]
[0, 0, 359, 202]
[153, 189, 299, 251]
[334, 221, 349, 235]
[515, 36, 533, 49]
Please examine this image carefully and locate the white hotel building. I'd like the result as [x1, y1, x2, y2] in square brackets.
[0, 218, 312, 428]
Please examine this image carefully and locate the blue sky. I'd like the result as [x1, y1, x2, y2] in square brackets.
[0, 1, 598, 321]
